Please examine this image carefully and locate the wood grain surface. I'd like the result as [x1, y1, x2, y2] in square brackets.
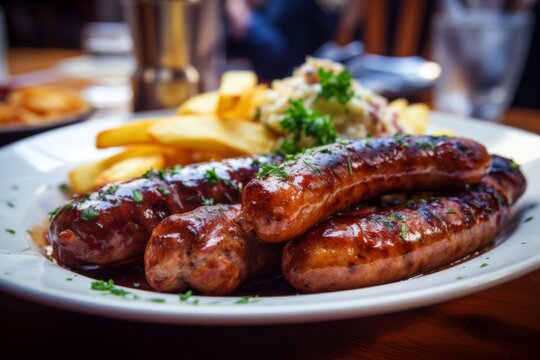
[1, 49, 539, 358]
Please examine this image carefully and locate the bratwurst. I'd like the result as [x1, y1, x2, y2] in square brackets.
[241, 136, 491, 243]
[282, 155, 526, 293]
[145, 204, 282, 295]
[48, 155, 280, 269]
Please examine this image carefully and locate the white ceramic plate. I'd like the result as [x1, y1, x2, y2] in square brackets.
[1, 111, 539, 325]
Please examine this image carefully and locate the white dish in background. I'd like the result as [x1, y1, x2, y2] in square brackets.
[0, 111, 539, 325]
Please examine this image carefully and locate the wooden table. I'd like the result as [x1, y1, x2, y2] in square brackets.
[1, 49, 539, 358]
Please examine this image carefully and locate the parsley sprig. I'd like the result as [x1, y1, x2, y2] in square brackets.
[278, 99, 337, 155]
[317, 67, 354, 105]
[256, 163, 289, 179]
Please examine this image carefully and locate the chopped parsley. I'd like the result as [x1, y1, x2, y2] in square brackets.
[235, 296, 260, 304]
[446, 209, 457, 214]
[400, 223, 407, 240]
[113, 201, 122, 208]
[524, 216, 534, 223]
[257, 163, 289, 179]
[393, 133, 410, 148]
[91, 279, 138, 299]
[480, 263, 489, 268]
[5, 228, 15, 235]
[201, 197, 215, 206]
[105, 184, 119, 195]
[347, 156, 353, 175]
[317, 67, 354, 105]
[131, 189, 143, 203]
[91, 279, 114, 291]
[179, 290, 192, 301]
[81, 208, 99, 221]
[415, 139, 436, 150]
[205, 168, 221, 185]
[158, 186, 171, 196]
[302, 160, 320, 174]
[58, 183, 70, 193]
[149, 298, 165, 303]
[48, 207, 60, 219]
[6, 201, 15, 208]
[143, 168, 156, 178]
[278, 99, 337, 155]
[510, 160, 520, 170]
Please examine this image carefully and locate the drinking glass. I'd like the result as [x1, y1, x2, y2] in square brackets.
[432, 11, 533, 121]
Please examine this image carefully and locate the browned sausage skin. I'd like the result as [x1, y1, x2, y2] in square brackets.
[145, 204, 282, 295]
[283, 155, 526, 293]
[48, 155, 280, 269]
[241, 136, 491, 243]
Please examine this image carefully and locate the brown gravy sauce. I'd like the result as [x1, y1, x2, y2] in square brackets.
[31, 222, 493, 297]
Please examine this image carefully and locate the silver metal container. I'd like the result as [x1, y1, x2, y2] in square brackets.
[123, 0, 222, 111]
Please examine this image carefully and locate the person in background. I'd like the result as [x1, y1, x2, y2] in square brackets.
[224, 0, 361, 80]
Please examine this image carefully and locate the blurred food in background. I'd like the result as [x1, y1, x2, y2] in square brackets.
[0, 86, 90, 128]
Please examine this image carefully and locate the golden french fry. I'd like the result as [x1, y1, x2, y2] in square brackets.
[69, 145, 171, 193]
[402, 103, 430, 134]
[223, 84, 268, 120]
[96, 120, 156, 149]
[148, 115, 277, 155]
[177, 91, 218, 115]
[388, 98, 409, 112]
[216, 71, 258, 116]
[93, 155, 165, 188]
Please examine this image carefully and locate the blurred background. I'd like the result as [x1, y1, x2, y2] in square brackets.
[0, 0, 538, 121]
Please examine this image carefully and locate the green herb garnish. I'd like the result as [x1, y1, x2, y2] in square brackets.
[149, 298, 165, 303]
[317, 67, 354, 105]
[6, 201, 15, 208]
[131, 189, 143, 203]
[347, 156, 353, 175]
[256, 163, 289, 179]
[400, 223, 407, 240]
[48, 207, 60, 219]
[201, 198, 215, 206]
[302, 160, 320, 174]
[205, 168, 221, 185]
[105, 185, 119, 195]
[179, 290, 193, 301]
[58, 183, 70, 193]
[5, 228, 15, 235]
[480, 263, 489, 268]
[158, 186, 171, 196]
[81, 208, 99, 221]
[91, 279, 115, 291]
[278, 99, 337, 155]
[393, 133, 410, 148]
[235, 296, 260, 304]
[510, 160, 520, 170]
[524, 216, 534, 223]
[446, 209, 457, 214]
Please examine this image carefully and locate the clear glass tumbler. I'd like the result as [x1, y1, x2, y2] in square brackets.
[432, 11, 533, 121]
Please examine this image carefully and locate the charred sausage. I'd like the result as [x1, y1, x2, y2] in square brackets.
[145, 204, 282, 295]
[48, 155, 280, 269]
[241, 136, 491, 243]
[282, 155, 526, 293]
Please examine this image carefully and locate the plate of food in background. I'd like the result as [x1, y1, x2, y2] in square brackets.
[0, 58, 539, 325]
[0, 85, 93, 146]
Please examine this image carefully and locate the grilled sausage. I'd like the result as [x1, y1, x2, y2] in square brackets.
[241, 136, 491, 243]
[145, 204, 282, 295]
[48, 155, 280, 269]
[282, 155, 526, 293]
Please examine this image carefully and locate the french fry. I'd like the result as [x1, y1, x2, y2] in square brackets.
[216, 71, 258, 116]
[224, 84, 268, 120]
[96, 120, 156, 149]
[93, 155, 165, 188]
[69, 145, 172, 193]
[148, 115, 277, 155]
[177, 91, 218, 115]
[389, 98, 430, 135]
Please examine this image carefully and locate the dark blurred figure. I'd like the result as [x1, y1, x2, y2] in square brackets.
[224, 0, 356, 79]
